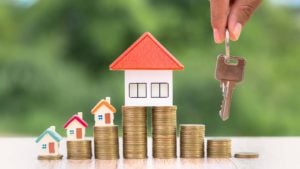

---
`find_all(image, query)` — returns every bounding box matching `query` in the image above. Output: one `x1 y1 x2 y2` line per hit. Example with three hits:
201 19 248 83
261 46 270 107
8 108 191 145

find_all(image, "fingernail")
213 28 222 44
232 23 242 41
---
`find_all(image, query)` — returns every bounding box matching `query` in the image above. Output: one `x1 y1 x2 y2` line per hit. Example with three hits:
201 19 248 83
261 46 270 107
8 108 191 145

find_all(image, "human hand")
210 0 261 43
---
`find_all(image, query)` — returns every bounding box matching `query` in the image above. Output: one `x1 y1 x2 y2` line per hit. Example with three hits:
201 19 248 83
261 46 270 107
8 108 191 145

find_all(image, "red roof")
110 32 184 70
63 115 88 129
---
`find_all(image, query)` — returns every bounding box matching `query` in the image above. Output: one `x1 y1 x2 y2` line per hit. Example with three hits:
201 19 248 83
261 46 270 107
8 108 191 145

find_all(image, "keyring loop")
225 30 230 60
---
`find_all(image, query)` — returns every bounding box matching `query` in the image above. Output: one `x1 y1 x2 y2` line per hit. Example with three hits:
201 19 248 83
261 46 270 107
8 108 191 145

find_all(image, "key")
216 55 245 121
215 30 246 121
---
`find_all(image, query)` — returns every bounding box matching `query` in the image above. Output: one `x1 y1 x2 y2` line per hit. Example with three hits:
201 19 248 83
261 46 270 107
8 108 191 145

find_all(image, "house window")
42 144 47 149
98 115 103 120
69 130 74 134
151 83 169 98
129 83 147 98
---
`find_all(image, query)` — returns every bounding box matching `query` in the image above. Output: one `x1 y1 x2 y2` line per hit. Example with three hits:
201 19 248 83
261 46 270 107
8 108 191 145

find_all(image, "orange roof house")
91 97 116 126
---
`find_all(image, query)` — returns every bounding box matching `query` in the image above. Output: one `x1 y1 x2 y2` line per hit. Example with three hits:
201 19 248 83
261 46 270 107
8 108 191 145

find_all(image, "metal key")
215 30 246 121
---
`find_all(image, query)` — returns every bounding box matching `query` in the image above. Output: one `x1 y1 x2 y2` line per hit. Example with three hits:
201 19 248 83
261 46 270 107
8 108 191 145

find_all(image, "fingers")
210 0 230 44
228 0 261 41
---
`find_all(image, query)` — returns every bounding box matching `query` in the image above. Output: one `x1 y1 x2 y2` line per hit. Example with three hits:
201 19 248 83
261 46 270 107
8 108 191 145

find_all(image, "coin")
122 106 147 159
207 139 231 158
38 154 63 160
67 140 92 160
152 106 177 159
94 125 119 160
234 152 259 158
180 124 205 158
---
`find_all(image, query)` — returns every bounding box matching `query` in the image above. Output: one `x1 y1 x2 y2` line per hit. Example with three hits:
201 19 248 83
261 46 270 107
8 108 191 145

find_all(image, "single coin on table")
234 152 259 158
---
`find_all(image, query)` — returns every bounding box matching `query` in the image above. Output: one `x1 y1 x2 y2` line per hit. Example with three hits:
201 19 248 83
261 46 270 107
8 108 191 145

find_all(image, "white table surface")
0 137 299 169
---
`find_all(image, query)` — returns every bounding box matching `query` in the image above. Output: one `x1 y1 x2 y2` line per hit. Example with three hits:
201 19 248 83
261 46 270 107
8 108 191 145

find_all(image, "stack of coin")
180 124 205 158
152 106 177 158
67 140 92 160
38 155 63 160
94 125 119 160
207 139 231 158
122 106 147 159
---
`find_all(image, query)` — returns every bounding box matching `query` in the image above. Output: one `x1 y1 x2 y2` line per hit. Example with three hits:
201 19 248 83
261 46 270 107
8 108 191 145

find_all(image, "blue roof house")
35 126 62 156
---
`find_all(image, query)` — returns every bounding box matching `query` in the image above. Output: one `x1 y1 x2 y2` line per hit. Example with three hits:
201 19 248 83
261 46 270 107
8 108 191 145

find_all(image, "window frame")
42 144 47 149
69 130 74 134
128 83 147 98
151 82 169 98
98 115 103 120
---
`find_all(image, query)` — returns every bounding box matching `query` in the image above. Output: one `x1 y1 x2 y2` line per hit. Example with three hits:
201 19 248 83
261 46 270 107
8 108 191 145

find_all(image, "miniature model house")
35 126 62 156
110 32 184 106
91 97 116 126
63 112 88 140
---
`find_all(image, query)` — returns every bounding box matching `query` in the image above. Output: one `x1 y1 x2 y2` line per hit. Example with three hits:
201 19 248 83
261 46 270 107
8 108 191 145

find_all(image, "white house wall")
37 134 59 156
94 106 114 126
125 70 173 106
65 120 86 140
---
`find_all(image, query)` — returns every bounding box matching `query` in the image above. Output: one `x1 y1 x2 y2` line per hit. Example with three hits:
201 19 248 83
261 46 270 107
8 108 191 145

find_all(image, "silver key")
215 30 246 121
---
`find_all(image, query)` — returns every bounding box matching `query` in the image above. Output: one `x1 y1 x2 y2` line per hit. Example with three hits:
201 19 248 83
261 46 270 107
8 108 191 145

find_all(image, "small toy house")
91 97 116 126
35 126 62 156
63 112 88 140
109 32 184 106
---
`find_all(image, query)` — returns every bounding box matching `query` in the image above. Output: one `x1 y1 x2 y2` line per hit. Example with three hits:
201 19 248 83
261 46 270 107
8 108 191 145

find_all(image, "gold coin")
38 155 63 160
234 152 259 158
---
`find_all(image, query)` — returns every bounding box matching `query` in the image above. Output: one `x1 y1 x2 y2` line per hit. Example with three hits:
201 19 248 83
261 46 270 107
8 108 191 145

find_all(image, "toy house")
91 97 116 126
35 126 62 156
63 112 88 140
109 32 184 106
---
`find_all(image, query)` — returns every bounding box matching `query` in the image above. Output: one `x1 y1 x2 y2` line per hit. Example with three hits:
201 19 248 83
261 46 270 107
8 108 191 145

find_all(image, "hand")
210 0 261 43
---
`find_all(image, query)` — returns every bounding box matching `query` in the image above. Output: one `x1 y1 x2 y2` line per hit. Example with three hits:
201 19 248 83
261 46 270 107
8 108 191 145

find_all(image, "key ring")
225 30 230 60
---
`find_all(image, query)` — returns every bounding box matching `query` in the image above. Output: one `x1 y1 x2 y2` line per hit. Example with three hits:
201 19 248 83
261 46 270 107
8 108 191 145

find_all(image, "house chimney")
105 97 111 104
49 126 55 131
77 112 83 119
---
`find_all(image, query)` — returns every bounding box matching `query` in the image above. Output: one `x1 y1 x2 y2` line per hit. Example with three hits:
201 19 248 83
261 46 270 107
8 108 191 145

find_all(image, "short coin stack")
67 140 92 160
122 106 147 159
94 125 119 160
207 139 231 158
152 106 177 158
38 155 63 160
180 124 205 158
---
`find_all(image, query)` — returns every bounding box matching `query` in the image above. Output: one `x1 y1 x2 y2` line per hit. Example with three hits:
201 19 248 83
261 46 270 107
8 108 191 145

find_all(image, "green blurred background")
0 0 299 136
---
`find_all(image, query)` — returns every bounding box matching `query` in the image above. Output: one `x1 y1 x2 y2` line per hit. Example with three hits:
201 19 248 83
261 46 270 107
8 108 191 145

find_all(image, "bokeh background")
0 0 299 136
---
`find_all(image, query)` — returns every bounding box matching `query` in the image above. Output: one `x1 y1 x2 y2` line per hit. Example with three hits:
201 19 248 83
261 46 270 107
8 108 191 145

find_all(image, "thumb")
228 0 261 41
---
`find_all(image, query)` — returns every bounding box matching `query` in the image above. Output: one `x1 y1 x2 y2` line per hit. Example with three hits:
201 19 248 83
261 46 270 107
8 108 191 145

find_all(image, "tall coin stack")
94 125 119 160
152 106 177 158
180 124 205 158
207 139 232 158
122 106 147 159
67 140 92 160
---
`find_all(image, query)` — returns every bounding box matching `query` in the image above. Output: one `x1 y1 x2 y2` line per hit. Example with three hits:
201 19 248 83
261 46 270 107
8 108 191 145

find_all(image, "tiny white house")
35 126 62 156
63 112 88 140
109 32 184 106
91 97 116 126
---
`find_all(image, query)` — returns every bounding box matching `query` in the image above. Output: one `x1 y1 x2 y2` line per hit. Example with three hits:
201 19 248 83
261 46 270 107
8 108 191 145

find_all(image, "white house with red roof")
63 112 88 140
91 97 116 126
110 32 184 106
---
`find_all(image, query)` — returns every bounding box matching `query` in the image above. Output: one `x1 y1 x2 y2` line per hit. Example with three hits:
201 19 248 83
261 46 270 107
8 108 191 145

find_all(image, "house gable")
109 32 184 70
91 100 116 115
63 115 88 129
35 128 62 143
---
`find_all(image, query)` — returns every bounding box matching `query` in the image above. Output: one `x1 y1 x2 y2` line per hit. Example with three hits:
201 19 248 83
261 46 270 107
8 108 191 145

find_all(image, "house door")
76 128 82 139
105 113 111 124
49 142 55 153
